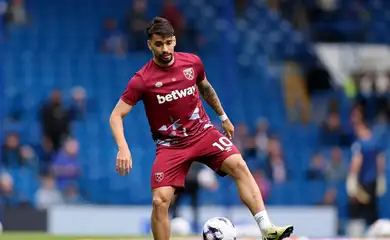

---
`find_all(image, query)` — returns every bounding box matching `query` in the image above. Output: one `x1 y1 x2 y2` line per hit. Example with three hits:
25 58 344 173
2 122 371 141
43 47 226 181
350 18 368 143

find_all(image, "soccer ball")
171 217 192 236
202 217 236 240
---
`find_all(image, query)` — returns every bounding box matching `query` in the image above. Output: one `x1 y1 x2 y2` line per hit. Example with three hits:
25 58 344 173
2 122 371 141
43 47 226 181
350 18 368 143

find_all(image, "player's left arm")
197 78 225 117
197 78 235 139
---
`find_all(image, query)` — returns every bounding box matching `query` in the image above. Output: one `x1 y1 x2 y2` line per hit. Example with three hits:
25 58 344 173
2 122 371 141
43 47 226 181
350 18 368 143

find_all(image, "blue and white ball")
202 217 237 240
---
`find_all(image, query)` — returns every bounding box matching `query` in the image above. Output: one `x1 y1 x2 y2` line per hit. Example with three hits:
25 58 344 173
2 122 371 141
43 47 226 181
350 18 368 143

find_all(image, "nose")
162 44 168 52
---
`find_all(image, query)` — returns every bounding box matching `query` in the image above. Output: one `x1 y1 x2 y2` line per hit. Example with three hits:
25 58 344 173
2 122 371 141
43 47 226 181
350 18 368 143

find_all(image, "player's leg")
151 186 176 240
220 154 265 215
197 128 293 239
220 154 293 239
150 147 192 240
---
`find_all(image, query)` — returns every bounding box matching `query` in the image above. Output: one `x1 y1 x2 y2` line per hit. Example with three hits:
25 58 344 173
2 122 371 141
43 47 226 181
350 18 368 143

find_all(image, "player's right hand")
116 147 132 176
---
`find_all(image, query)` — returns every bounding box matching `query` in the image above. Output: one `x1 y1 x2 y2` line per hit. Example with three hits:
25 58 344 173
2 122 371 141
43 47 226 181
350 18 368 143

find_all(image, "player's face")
148 35 176 65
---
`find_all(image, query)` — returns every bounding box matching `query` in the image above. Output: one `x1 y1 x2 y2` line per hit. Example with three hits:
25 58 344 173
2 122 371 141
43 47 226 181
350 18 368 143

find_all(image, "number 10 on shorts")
212 136 233 152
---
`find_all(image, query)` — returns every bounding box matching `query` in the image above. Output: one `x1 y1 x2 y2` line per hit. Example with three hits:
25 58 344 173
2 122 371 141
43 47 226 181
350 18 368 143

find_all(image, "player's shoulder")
136 59 155 78
175 52 202 64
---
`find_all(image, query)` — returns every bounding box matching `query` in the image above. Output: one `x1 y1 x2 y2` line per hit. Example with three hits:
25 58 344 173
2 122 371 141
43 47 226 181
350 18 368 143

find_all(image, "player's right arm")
109 100 133 176
109 73 144 176
110 100 133 149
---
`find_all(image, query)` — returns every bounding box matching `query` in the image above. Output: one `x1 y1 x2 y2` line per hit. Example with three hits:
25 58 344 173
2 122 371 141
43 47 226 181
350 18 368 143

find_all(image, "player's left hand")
222 119 234 140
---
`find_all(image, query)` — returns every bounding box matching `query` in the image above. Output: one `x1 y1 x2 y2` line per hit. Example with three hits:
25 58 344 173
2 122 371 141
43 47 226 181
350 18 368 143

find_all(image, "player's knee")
229 159 250 179
152 195 170 211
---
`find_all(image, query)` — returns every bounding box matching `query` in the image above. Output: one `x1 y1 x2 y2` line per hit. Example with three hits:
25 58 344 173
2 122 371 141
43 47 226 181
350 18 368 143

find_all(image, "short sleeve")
194 55 206 83
120 73 145 106
351 141 361 156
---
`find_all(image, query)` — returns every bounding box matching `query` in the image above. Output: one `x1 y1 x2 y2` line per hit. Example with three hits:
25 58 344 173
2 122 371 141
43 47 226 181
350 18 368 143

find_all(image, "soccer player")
347 121 387 233
109 17 294 240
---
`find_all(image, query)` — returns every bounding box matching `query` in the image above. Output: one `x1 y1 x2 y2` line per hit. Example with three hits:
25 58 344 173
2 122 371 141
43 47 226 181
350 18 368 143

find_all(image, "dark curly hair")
146 17 175 39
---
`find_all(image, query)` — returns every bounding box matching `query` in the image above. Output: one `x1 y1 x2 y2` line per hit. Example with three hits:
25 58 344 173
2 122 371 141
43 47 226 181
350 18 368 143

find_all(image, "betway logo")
157 85 196 104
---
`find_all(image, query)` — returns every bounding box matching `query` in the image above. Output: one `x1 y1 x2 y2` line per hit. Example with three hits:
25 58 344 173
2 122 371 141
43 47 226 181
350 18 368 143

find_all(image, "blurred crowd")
0 0 388 221
1 87 88 209
267 0 372 43
99 0 204 56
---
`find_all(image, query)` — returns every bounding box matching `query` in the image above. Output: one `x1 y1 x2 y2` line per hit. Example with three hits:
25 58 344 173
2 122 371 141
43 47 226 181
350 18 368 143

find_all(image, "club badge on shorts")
183 67 194 80
155 172 164 182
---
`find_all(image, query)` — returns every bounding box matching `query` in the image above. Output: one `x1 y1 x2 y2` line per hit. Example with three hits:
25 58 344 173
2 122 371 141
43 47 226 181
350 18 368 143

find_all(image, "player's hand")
376 174 387 197
222 119 234 140
116 147 132 176
346 174 358 197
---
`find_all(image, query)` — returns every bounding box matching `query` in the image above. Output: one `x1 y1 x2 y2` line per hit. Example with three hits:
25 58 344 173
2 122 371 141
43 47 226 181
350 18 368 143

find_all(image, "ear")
147 40 152 51
172 36 177 47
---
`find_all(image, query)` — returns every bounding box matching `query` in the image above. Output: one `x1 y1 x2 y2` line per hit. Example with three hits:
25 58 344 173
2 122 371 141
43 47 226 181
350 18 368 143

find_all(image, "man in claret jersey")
109 16 293 240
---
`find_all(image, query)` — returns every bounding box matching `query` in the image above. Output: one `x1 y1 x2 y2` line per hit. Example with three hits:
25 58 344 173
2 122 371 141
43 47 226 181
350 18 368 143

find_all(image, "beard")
157 52 173 64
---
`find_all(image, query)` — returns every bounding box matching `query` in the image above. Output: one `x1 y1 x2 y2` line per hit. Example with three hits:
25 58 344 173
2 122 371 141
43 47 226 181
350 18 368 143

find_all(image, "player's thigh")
196 128 241 176
151 147 192 190
219 153 251 179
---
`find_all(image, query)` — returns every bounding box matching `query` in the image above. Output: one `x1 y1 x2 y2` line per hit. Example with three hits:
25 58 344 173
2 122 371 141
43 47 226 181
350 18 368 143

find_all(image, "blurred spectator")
350 104 364 126
69 86 88 121
51 138 81 191
264 137 288 183
0 0 7 41
310 0 369 42
40 89 71 151
100 17 127 56
355 71 375 121
125 0 149 51
35 175 64 210
253 170 271 201
1 132 37 169
233 123 256 159
325 147 347 182
0 171 16 206
4 0 30 26
283 61 310 124
184 20 204 53
19 145 39 171
1 132 22 168
235 0 247 19
306 153 327 181
254 118 269 158
374 71 389 121
318 187 337 206
321 111 345 146
33 136 55 175
161 0 185 49
64 184 86 205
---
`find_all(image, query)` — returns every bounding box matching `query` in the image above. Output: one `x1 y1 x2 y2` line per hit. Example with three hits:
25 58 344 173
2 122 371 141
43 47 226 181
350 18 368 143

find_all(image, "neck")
153 56 175 67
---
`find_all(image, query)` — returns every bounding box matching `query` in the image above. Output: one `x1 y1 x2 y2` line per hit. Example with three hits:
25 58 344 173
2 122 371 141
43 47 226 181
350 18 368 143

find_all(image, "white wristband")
219 113 228 121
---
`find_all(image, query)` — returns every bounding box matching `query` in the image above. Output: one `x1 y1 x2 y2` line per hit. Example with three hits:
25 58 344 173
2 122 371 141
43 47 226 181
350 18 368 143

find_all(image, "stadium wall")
2 206 337 237
46 206 336 237
2 208 47 231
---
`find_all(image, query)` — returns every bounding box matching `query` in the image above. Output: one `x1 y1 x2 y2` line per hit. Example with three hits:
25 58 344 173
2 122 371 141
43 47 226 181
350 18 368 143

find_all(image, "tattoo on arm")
198 81 225 116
